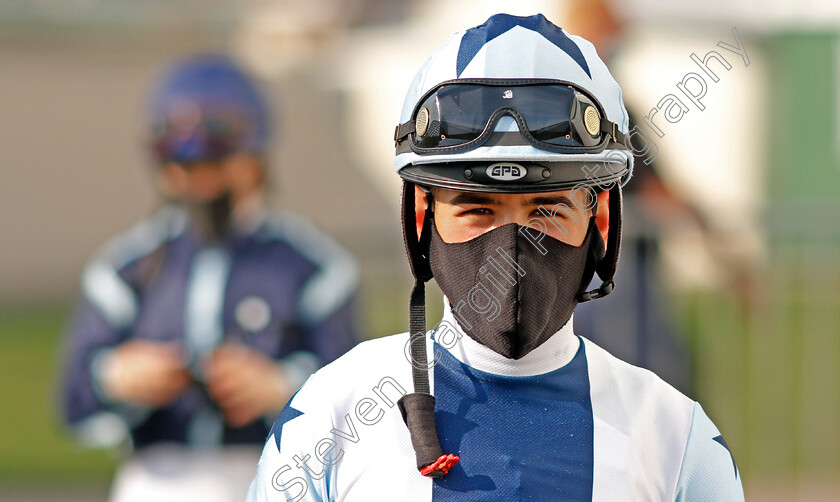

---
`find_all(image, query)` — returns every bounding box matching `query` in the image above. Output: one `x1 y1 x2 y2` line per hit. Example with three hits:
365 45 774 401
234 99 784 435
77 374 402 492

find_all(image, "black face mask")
186 191 234 241
429 219 600 359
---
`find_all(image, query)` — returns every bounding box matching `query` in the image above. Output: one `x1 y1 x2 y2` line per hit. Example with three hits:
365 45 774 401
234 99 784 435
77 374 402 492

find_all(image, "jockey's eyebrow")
448 193 501 206
524 195 576 209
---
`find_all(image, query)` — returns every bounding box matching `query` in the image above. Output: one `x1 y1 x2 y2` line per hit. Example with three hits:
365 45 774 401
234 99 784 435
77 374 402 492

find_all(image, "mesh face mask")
429 218 601 359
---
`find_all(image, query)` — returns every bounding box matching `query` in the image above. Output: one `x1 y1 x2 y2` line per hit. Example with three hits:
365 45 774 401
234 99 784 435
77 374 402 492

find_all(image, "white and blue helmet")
394 13 633 192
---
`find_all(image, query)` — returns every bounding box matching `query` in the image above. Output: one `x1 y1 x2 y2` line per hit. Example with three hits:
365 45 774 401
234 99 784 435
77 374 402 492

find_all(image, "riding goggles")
152 114 249 164
395 79 628 156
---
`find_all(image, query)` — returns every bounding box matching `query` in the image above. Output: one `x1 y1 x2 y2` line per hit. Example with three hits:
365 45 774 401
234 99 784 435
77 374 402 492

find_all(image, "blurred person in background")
567 0 699 392
58 54 361 502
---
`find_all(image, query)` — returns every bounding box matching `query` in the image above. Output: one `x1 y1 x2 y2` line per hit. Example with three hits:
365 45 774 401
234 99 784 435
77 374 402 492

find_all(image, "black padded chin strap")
578 184 622 303
401 181 433 282
397 181 458 478
399 280 450 475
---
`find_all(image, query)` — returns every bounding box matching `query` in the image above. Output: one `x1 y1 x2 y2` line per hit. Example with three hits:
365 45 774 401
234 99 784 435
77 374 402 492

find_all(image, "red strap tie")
420 453 460 476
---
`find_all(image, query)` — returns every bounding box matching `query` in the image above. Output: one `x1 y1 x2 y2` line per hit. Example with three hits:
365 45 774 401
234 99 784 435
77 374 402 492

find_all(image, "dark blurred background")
1 0 839 500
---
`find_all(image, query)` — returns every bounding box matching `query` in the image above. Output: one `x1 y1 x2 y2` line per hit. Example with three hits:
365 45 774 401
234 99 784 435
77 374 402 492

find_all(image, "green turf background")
0 306 118 484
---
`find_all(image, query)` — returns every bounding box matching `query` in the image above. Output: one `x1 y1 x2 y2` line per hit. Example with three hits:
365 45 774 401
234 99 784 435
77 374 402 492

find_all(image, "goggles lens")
153 115 245 164
410 82 605 150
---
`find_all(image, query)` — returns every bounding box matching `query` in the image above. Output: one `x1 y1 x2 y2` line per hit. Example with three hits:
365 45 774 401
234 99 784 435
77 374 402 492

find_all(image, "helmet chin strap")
577 183 622 303
577 279 615 302
397 181 459 478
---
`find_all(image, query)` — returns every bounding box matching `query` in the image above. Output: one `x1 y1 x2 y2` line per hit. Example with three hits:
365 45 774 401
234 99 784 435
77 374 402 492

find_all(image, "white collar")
434 297 580 377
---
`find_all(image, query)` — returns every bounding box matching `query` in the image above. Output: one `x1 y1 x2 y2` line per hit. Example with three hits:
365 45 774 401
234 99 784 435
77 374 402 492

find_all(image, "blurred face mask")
186 190 234 241
429 219 598 359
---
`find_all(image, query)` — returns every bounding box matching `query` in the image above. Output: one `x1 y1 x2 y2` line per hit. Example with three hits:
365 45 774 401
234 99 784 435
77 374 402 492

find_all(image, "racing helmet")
394 13 634 479
149 54 271 164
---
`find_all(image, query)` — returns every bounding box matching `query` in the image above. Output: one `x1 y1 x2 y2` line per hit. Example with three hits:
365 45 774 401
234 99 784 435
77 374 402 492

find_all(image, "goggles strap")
600 118 627 146
395 121 416 144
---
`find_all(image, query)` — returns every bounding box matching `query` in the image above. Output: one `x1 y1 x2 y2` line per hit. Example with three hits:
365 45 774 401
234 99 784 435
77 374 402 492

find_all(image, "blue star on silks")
456 13 591 78
271 402 304 452
713 435 738 478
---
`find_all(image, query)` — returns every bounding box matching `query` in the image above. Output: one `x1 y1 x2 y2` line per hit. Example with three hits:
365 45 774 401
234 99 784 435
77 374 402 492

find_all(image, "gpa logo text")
486 163 526 181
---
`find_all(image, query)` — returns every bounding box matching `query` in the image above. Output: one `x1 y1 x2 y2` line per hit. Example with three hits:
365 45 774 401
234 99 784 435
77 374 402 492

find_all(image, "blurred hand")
101 340 190 408
204 344 293 427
